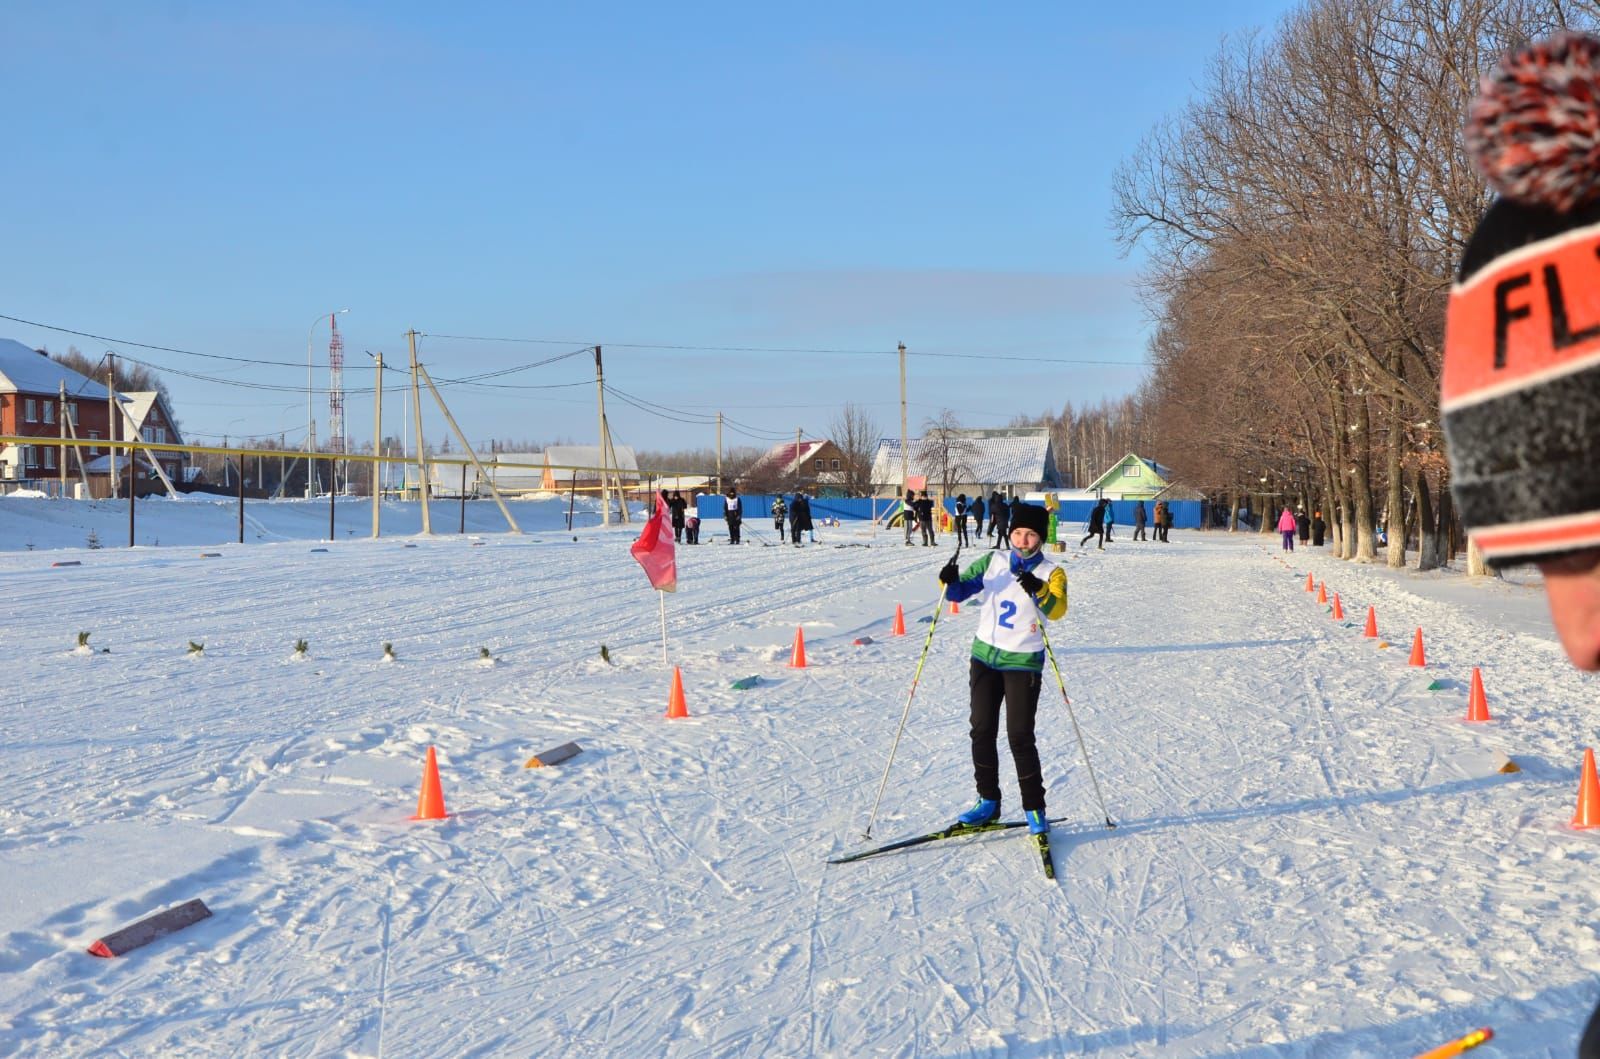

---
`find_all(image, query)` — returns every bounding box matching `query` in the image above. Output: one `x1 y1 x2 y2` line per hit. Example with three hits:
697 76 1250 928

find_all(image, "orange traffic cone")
1464 667 1492 722
1331 594 1345 620
1408 628 1427 667
412 746 448 820
1316 582 1328 604
1363 606 1378 638
789 627 807 668
893 603 906 636
666 666 689 718
1574 749 1600 828
1305 571 1315 592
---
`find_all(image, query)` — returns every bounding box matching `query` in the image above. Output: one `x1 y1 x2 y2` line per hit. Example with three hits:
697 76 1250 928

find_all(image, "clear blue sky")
1 1 1294 456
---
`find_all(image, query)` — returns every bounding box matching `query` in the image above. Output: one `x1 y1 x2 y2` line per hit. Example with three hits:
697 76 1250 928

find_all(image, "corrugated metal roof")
544 445 639 480
749 439 828 477
870 429 1058 487
0 339 113 399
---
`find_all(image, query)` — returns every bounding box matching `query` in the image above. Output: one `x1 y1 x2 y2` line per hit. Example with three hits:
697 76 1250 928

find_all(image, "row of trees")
1112 0 1592 568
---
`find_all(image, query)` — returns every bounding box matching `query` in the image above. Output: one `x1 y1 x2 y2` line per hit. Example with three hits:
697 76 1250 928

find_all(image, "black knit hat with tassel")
1445 31 1600 565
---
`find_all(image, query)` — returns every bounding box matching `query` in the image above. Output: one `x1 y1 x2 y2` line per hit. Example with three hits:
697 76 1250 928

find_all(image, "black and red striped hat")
1445 31 1600 566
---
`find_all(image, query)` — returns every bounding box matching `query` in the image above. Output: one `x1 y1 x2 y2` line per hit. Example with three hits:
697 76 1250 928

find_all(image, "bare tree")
917 410 979 499
828 402 880 496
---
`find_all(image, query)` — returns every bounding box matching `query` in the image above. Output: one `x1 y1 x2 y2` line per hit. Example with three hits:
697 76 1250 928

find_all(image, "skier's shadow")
1059 636 1317 656
1057 771 1523 849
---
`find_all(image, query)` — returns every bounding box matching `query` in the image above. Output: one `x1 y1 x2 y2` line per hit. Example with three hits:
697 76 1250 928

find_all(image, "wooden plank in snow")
87 898 212 958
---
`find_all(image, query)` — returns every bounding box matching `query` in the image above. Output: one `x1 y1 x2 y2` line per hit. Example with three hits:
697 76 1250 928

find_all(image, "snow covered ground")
3 496 1599 1056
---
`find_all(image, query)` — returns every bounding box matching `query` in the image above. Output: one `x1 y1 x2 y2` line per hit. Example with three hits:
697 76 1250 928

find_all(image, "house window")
65 403 78 427
87 430 99 456
43 447 55 470
1122 464 1139 477
23 398 38 423
143 426 166 444
815 459 824 470
43 402 55 425
830 458 840 470
21 445 35 468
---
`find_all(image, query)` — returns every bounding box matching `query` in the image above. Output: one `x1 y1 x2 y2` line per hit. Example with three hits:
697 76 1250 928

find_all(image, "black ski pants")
968 659 1046 811
955 515 969 546
1080 525 1104 549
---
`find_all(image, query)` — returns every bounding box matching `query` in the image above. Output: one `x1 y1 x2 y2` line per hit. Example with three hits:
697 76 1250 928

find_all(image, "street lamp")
306 308 349 497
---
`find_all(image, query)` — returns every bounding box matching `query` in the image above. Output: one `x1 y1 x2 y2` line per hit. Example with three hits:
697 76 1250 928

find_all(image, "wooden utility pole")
58 381 66 496
417 364 522 533
594 345 611 527
371 352 383 538
107 354 118 500
716 411 723 494
898 342 908 495
795 426 803 492
408 330 431 534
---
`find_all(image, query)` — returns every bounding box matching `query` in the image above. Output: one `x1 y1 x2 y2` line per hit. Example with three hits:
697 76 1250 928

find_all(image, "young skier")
771 495 787 536
1079 497 1109 550
1440 35 1600 1053
938 502 1069 836
1276 506 1297 551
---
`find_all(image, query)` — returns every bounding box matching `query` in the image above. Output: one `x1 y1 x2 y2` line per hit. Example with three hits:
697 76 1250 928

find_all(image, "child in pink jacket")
1277 507 1297 551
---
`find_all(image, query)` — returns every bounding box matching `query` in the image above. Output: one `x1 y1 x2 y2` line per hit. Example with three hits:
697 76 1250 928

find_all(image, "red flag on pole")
630 495 678 592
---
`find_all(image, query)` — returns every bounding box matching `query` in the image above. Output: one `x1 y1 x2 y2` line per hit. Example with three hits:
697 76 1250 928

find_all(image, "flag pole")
658 590 669 667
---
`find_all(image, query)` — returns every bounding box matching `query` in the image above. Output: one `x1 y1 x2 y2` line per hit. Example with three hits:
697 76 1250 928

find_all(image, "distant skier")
938 502 1068 837
915 491 937 546
1133 500 1147 541
902 488 918 546
1103 503 1115 543
791 493 812 545
771 495 787 536
1296 508 1310 545
1311 510 1326 547
989 493 1009 549
1079 497 1109 550
1277 506 1297 551
971 494 986 539
725 487 742 544
687 492 703 544
669 490 687 543
954 493 970 546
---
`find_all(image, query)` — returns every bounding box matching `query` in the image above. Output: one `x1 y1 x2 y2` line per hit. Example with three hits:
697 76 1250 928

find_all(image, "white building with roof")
869 426 1061 498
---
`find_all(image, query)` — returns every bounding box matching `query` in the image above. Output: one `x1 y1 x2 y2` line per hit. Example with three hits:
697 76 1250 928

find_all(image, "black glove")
938 560 960 585
1015 569 1044 595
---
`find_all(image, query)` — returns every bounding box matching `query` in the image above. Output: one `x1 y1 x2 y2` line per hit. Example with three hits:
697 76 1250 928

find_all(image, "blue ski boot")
958 797 1001 827
1026 809 1050 835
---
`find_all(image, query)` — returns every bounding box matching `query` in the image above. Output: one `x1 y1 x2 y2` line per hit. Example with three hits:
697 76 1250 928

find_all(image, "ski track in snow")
5 505 1600 1055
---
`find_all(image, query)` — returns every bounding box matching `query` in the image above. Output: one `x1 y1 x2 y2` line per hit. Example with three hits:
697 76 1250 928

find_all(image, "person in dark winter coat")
1311 510 1326 547
1160 501 1173 542
1296 509 1310 544
669 490 687 542
939 501 1068 836
1134 500 1148 541
914 491 937 546
790 493 813 545
724 487 742 544
954 494 970 546
1438 38 1600 1053
989 493 1009 549
971 494 986 538
1079 498 1109 549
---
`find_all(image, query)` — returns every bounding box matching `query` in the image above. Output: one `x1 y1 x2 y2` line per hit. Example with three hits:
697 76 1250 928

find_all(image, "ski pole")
1413 1027 1492 1059
862 545 961 839
1039 620 1115 830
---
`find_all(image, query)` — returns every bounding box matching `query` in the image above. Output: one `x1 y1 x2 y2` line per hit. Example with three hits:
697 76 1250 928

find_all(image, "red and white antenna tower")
327 315 345 454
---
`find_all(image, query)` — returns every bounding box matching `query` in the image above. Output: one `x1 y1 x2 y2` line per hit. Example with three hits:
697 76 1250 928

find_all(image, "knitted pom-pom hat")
1445 31 1600 566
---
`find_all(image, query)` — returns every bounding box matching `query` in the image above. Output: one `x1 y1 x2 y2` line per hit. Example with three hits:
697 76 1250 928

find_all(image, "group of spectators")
658 487 820 546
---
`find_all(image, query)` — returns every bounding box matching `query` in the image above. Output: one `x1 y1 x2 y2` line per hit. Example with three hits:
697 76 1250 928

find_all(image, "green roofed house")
1085 453 1174 500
